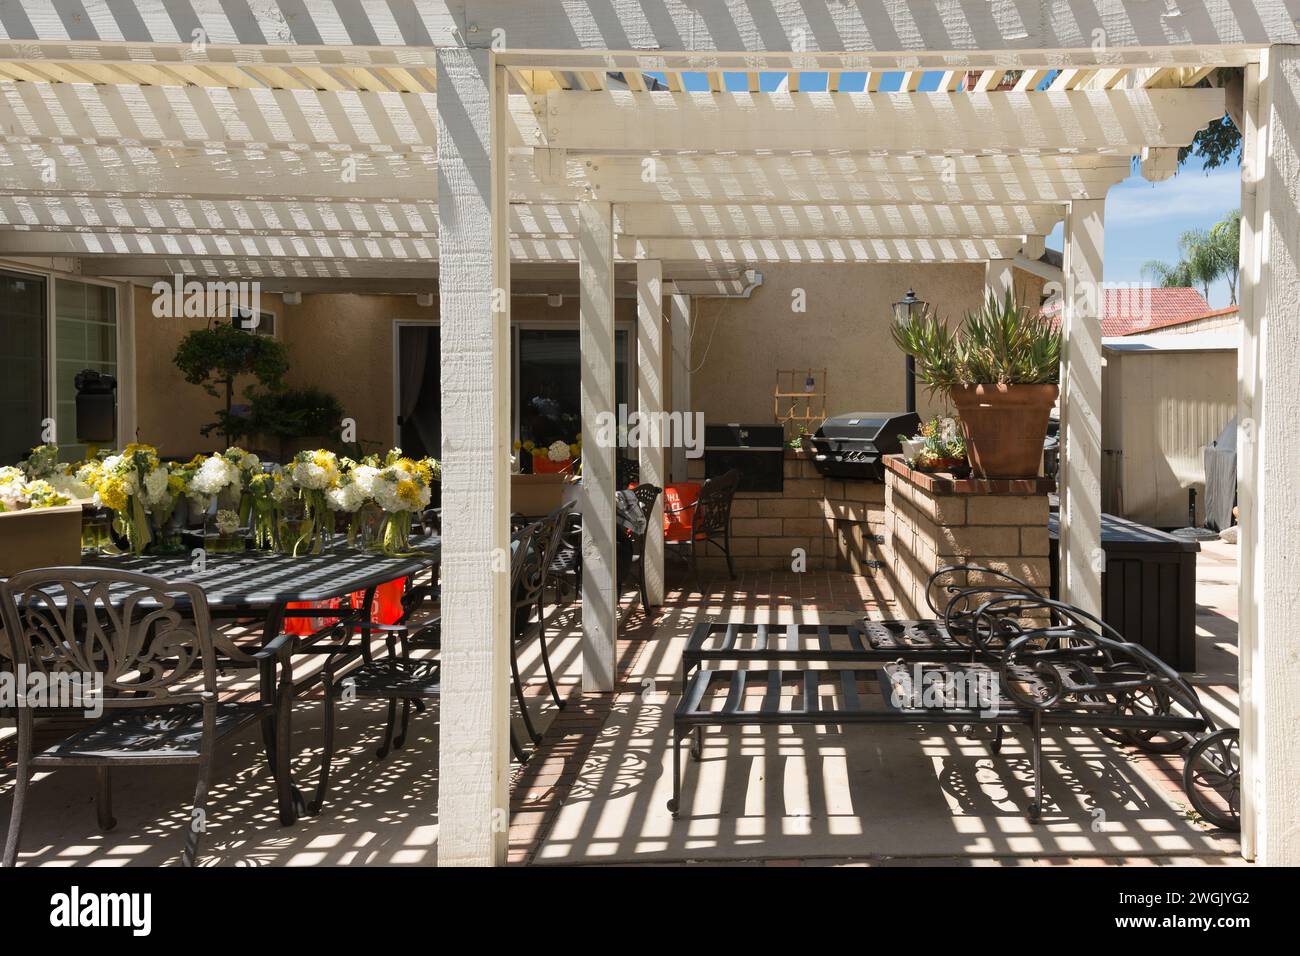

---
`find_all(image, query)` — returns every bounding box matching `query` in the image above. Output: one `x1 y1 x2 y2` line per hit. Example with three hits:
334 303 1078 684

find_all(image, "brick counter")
883 455 1053 618
686 449 885 573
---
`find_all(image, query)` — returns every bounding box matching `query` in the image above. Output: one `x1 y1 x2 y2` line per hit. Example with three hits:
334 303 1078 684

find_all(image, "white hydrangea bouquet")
186 449 243 511
276 449 341 555
0 464 72 512
367 450 436 556
327 458 381 548
89 444 173 554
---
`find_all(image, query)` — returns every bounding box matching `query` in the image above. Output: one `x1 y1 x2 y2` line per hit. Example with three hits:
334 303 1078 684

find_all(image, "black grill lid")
815 412 918 442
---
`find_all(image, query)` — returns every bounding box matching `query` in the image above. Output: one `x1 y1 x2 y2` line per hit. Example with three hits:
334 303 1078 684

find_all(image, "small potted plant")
891 290 1060 478
901 416 968 475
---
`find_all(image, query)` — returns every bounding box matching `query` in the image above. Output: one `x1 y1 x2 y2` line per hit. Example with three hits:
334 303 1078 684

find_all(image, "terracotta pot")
949 384 1058 478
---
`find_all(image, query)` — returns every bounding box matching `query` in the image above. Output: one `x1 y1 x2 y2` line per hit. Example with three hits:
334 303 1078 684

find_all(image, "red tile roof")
1041 287 1212 336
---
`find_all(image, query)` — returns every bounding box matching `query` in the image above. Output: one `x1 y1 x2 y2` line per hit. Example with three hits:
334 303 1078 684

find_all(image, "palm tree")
1142 208 1241 304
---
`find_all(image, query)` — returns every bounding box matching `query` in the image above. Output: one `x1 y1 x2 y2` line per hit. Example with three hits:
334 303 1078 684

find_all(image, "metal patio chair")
309 524 542 815
664 469 740 579
0 567 292 867
625 483 663 609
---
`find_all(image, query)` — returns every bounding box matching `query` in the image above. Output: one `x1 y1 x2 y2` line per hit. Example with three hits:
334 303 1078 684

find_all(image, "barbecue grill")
810 411 921 481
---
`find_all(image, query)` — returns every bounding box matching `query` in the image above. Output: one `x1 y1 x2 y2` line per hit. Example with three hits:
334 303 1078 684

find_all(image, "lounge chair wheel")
291 786 308 818
989 738 1002 755
1027 802 1041 823
667 798 679 817
1183 728 1240 832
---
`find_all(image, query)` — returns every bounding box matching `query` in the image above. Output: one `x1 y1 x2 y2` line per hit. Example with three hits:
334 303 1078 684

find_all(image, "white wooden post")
986 258 1016 301
1058 199 1104 617
434 49 512 867
579 200 617 692
1236 59 1264 863
636 258 666 606
669 291 692 483
1239 47 1300 866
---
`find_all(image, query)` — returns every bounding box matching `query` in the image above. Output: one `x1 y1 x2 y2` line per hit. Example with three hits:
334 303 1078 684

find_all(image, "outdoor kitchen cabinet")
1048 512 1201 671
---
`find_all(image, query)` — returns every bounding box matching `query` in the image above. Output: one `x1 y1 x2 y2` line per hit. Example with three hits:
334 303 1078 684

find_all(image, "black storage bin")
1049 512 1200 671
703 423 784 492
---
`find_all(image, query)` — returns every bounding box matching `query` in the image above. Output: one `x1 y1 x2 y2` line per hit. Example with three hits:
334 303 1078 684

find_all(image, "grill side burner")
810 411 921 481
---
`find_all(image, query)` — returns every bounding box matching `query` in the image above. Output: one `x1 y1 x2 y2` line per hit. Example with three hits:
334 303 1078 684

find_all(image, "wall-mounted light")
547 293 563 308
282 291 302 305
417 292 435 307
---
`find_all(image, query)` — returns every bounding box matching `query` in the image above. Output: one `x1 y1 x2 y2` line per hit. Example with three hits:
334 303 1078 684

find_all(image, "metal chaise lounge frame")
669 565 1239 829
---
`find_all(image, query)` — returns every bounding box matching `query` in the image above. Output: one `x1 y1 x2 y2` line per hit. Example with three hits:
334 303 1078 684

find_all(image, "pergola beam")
0 195 1063 242
618 236 1025 263
0 144 1132 205
0 2 1295 66
543 90 1225 153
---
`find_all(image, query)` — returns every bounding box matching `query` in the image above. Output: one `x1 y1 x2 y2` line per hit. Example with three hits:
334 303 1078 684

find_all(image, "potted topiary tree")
891 290 1061 478
174 321 290 447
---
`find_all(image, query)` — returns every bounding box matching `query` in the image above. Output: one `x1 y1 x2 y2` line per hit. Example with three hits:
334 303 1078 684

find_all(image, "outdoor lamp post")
892 288 926 414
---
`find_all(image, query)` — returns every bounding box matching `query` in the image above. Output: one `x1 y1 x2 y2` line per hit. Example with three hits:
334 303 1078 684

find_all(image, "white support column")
985 258 1016 302
1058 199 1104 618
434 50 512 866
669 291 692 483
1236 58 1263 864
636 258 666 607
579 200 617 692
1239 47 1300 866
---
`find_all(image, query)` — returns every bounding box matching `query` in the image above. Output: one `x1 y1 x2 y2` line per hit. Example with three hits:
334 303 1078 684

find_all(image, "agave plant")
890 290 1061 393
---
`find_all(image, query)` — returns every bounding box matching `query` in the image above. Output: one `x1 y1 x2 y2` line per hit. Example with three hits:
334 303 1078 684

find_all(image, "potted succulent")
891 290 1060 478
901 416 969 475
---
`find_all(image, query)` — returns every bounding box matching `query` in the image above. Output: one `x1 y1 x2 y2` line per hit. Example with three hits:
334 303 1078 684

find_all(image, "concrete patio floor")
0 545 1243 866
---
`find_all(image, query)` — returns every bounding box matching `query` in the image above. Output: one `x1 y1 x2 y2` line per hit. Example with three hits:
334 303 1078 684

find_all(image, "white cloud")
1106 166 1241 226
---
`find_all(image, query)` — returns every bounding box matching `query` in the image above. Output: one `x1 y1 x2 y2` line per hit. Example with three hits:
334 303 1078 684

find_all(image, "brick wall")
686 450 885 572
884 455 1053 618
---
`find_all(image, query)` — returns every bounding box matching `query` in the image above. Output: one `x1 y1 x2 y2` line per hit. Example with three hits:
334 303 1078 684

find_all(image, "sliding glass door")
396 323 441 459
0 270 47 464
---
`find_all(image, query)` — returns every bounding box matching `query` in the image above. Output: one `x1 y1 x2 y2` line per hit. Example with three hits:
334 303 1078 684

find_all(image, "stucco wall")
132 285 286 458
131 264 1043 459
689 262 1045 428
133 284 637 458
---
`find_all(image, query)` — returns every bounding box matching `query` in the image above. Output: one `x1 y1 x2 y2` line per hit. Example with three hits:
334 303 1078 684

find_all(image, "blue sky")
1048 153 1242 308
647 70 1242 308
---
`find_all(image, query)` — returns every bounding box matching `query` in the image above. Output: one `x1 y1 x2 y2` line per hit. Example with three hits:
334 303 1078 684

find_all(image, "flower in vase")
189 454 241 498
547 440 571 462
289 450 339 491
326 476 367 513
372 468 430 514
214 509 241 536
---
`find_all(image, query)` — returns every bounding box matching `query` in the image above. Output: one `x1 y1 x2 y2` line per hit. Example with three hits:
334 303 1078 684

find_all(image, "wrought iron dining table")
77 535 442 823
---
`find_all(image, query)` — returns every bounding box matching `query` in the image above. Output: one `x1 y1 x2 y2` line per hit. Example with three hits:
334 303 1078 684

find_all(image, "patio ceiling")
0 59 1222 285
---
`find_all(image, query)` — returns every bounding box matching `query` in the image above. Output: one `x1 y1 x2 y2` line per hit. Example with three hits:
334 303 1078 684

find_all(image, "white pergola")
0 1 1296 867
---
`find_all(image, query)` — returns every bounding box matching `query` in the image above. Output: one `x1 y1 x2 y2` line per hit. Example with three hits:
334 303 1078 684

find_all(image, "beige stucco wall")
132 285 286 458
689 262 1045 427
133 283 636 459
130 263 1043 459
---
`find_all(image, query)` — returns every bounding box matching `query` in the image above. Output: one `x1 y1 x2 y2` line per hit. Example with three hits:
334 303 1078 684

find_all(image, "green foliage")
173 322 290 442
890 291 1061 392
1143 208 1241 304
1181 114 1241 171
240 387 344 446
174 322 289 398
